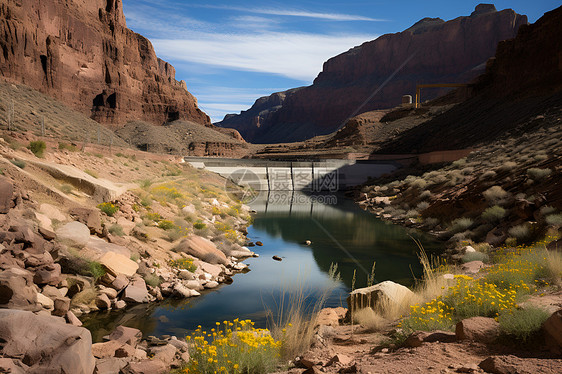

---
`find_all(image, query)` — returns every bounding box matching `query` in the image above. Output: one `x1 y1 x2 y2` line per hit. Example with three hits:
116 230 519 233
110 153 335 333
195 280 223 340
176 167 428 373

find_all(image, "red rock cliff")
218 4 527 143
0 0 210 126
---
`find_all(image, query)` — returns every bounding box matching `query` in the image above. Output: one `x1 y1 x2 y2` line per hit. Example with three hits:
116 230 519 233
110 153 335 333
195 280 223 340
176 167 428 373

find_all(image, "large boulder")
56 221 91 247
176 236 228 265
69 207 103 234
0 176 14 213
0 309 95 374
456 317 500 343
122 277 150 303
106 326 142 347
33 263 62 286
544 308 562 354
346 280 414 314
0 267 39 310
99 251 138 277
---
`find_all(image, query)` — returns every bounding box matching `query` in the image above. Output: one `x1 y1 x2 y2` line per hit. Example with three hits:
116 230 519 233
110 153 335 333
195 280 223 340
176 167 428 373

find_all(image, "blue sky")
122 1 560 123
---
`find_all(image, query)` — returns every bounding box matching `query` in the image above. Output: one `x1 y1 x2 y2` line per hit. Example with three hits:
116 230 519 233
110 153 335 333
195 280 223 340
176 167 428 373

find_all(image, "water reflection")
82 192 442 342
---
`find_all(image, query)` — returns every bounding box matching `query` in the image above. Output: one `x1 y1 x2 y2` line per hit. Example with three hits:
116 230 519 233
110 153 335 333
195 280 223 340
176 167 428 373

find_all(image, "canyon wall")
0 0 210 126
217 4 527 143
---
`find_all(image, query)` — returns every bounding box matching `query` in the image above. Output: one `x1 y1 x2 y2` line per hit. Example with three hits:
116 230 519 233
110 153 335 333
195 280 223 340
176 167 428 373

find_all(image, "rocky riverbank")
0 131 256 373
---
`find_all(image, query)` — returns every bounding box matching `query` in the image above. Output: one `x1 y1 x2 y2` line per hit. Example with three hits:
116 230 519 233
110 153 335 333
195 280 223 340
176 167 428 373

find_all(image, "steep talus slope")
376 5 562 154
218 4 527 143
0 0 210 126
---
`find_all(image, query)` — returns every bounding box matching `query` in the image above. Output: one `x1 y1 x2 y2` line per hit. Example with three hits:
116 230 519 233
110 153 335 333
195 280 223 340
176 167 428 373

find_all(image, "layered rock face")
0 0 210 126
218 4 527 143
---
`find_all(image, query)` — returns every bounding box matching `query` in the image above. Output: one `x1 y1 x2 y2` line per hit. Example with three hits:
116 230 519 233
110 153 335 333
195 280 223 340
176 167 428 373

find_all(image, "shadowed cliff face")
0 0 210 127
374 5 562 155
217 4 527 144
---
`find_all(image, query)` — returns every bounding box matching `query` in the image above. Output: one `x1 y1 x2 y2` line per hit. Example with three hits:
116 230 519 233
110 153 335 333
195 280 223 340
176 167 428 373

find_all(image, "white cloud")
193 5 386 22
152 32 374 81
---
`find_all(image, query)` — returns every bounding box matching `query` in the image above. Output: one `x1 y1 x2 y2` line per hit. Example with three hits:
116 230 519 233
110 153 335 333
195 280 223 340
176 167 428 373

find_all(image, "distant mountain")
216 4 527 143
0 0 210 127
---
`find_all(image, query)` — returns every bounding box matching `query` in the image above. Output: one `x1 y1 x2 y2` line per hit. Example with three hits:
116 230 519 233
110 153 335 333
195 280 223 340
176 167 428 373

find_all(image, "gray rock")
56 221 91 247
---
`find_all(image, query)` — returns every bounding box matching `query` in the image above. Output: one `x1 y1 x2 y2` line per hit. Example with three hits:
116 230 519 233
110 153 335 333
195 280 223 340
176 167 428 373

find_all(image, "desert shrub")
540 206 557 216
508 224 531 242
416 201 430 211
481 205 506 223
130 253 140 262
411 178 427 190
93 153 104 158
498 161 517 172
193 220 206 230
85 169 99 178
498 307 550 342
546 214 562 227
483 186 510 205
28 140 46 157
480 170 497 180
534 154 548 161
184 320 281 374
423 217 440 228
88 261 106 280
462 251 490 263
461 167 474 175
419 190 432 200
452 158 467 167
140 194 152 207
157 220 176 230
97 202 119 216
166 227 187 242
144 274 162 288
58 142 77 152
10 159 25 169
144 212 162 222
449 218 474 234
108 224 124 236
59 184 73 194
527 168 552 181
139 179 153 189
406 209 419 218
446 170 465 186
169 258 196 272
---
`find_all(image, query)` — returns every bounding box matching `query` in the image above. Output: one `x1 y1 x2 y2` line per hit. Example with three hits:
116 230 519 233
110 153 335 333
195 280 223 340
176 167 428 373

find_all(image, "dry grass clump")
481 205 506 223
483 186 511 206
526 168 552 181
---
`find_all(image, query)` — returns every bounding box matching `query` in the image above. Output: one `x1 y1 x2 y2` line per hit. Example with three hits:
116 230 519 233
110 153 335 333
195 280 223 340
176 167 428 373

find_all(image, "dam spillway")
183 157 399 191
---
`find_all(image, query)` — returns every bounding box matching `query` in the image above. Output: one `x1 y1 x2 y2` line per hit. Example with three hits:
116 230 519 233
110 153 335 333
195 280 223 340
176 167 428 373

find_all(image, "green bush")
498 307 550 342
10 159 25 169
169 258 197 272
28 141 46 157
449 218 474 234
157 220 176 230
462 251 490 263
85 169 98 178
144 274 162 288
59 184 73 194
483 186 510 205
108 224 125 236
508 224 531 241
527 168 552 181
58 142 77 152
193 221 206 230
481 205 506 223
545 214 562 227
88 261 106 280
97 202 119 216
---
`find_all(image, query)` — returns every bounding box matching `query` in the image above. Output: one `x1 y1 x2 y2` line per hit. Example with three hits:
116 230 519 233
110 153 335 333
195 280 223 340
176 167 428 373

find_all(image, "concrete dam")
183 157 399 191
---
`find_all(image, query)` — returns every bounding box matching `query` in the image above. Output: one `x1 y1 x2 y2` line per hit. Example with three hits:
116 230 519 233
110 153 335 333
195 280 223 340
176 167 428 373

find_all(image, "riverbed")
82 192 442 342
